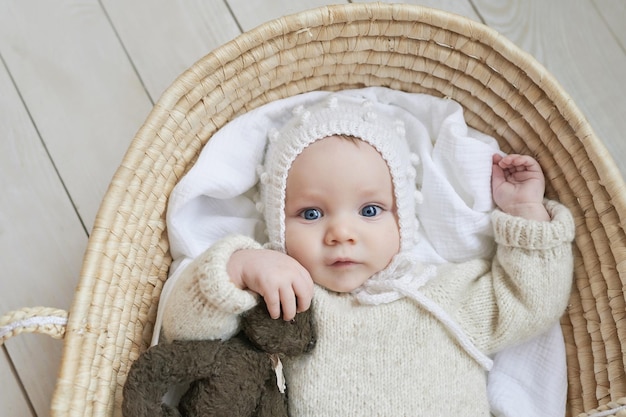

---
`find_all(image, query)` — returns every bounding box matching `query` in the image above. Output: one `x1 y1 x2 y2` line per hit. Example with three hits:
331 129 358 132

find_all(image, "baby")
162 95 575 416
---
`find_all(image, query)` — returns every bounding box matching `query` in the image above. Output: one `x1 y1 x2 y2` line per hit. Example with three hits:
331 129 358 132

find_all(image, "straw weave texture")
47 3 626 417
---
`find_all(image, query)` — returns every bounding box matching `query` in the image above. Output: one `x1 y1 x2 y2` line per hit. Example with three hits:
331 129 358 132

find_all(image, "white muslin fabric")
153 87 566 417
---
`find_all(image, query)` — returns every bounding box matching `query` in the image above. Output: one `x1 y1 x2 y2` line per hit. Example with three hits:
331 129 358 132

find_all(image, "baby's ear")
241 301 316 355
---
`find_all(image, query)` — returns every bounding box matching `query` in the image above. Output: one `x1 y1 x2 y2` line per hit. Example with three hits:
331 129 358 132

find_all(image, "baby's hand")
491 154 550 221
227 249 314 321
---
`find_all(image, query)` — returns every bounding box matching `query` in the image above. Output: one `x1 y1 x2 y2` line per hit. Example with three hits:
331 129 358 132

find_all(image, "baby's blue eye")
361 205 381 217
301 208 322 220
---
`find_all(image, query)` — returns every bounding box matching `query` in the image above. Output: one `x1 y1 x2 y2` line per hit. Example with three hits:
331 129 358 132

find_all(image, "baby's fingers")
498 154 539 171
264 280 312 321
279 278 313 321
293 274 314 313
263 291 283 320
278 286 298 321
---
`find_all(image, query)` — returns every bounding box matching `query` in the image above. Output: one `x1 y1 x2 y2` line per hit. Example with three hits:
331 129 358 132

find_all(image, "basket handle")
0 307 68 346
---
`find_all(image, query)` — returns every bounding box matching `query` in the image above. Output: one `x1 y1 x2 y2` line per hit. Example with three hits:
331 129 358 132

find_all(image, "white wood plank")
0 0 154 231
472 0 626 177
0 1 151 414
593 0 626 50
0 53 86 416
102 0 242 101
226 0 349 32
0 348 34 417
4 337 64 417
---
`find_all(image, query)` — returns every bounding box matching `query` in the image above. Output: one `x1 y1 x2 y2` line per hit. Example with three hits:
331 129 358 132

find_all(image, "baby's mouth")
330 258 358 267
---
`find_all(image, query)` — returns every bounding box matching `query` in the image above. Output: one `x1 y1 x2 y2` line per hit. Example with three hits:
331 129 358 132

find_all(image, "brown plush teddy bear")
122 301 316 417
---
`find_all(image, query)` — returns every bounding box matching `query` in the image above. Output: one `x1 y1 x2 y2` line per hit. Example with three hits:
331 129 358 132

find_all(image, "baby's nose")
324 216 356 244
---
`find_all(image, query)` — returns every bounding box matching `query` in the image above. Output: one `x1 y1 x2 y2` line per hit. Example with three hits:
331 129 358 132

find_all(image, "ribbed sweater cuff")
491 199 575 250
194 234 262 313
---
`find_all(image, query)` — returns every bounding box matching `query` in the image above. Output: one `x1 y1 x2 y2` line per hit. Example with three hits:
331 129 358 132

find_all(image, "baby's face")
284 135 400 293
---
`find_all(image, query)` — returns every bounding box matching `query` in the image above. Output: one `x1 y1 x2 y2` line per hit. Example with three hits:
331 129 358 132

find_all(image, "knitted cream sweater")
162 201 575 416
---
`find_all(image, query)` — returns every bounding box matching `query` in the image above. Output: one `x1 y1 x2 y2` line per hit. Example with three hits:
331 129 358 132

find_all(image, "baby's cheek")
284 235 307 265
289 249 315 272
284 222 299 253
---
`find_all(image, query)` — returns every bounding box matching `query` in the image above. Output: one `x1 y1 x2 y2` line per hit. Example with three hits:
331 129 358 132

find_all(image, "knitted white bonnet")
256 93 422 256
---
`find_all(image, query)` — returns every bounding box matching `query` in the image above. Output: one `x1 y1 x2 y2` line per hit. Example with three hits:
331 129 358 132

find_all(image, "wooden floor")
1 0 624 415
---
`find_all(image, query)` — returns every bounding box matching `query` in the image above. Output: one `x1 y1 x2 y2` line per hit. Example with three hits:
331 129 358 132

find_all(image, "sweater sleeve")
161 234 262 342
430 199 576 353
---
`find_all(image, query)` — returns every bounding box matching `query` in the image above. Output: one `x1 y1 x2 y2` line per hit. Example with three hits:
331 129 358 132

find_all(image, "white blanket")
153 87 566 417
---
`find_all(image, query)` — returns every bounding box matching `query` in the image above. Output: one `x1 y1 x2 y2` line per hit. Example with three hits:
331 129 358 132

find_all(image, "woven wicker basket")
2 3 625 416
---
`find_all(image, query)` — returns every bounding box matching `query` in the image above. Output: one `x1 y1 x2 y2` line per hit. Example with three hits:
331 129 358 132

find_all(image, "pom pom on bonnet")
256 94 423 257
